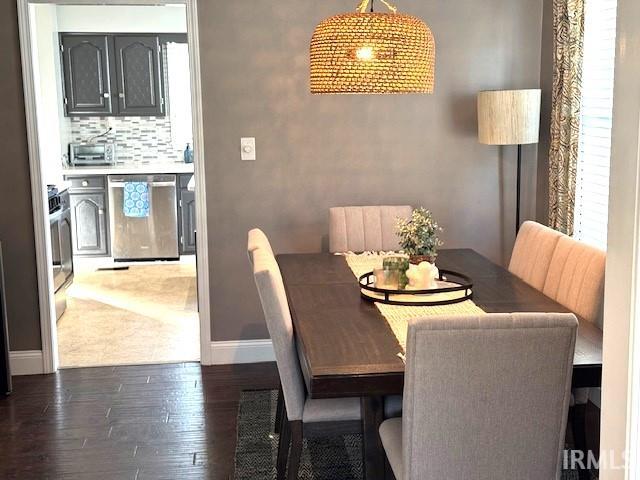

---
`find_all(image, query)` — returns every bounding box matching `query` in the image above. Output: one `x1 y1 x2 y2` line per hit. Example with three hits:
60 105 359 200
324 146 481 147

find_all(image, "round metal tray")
358 269 473 306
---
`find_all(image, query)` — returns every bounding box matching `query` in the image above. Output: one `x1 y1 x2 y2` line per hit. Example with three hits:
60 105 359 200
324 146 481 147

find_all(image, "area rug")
234 390 595 479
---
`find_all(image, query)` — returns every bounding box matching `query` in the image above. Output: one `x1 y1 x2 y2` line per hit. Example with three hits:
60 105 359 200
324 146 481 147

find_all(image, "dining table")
277 248 603 480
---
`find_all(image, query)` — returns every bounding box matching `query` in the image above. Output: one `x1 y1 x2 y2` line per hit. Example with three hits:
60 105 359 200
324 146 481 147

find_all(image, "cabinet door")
61 35 114 116
179 189 196 254
70 193 109 256
114 35 164 116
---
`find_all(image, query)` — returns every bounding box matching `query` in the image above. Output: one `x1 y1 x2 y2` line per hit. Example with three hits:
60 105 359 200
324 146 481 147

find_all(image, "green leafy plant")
396 207 443 259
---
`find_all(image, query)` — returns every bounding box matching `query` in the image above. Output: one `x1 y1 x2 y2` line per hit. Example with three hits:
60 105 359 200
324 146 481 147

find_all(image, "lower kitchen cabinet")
69 192 109 256
66 172 194 257
179 185 196 255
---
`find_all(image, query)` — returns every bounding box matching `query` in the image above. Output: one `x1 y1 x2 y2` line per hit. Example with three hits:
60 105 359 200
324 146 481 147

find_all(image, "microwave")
68 142 116 166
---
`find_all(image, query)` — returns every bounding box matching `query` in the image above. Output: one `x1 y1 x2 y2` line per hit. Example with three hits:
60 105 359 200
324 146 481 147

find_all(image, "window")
573 0 618 250
166 42 193 150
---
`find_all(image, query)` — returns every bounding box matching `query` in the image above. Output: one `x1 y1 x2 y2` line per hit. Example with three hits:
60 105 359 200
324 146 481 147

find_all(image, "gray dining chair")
542 235 606 454
329 205 412 253
508 220 565 290
247 227 275 264
327 207 406 417
379 312 577 480
543 235 606 328
249 237 362 480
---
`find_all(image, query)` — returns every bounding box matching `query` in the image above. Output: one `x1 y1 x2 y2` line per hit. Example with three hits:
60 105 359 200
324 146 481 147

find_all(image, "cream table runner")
343 253 485 352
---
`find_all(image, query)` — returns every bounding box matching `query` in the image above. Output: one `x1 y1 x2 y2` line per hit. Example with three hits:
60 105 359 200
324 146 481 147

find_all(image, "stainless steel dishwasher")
108 175 179 261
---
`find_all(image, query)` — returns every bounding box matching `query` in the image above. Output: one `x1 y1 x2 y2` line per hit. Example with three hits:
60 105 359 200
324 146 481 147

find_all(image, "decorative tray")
358 269 473 306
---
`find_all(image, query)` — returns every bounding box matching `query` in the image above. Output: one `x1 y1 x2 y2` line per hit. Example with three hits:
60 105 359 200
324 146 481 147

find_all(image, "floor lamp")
478 89 541 235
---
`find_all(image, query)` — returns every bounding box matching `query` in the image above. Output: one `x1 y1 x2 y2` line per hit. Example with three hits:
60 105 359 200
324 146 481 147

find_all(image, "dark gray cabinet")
114 35 164 116
68 178 109 256
61 35 114 116
179 189 196 254
178 174 196 255
66 173 193 257
61 33 164 117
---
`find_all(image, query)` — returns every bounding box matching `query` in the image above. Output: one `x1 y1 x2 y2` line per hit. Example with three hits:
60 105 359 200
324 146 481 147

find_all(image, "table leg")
361 395 385 480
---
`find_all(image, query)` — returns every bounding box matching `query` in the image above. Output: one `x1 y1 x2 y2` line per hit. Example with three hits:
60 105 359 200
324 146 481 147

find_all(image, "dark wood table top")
277 249 603 398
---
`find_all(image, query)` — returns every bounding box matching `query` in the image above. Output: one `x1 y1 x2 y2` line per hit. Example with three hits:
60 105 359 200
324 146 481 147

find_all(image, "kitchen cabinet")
60 35 114 116
178 174 196 255
60 33 164 117
65 172 194 257
68 177 109 256
113 35 164 116
179 190 196 255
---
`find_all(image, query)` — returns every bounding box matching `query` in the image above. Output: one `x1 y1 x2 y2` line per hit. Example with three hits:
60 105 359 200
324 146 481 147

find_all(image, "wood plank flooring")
0 362 279 479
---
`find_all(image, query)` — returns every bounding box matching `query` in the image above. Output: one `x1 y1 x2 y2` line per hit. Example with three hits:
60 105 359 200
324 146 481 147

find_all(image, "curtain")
548 0 585 235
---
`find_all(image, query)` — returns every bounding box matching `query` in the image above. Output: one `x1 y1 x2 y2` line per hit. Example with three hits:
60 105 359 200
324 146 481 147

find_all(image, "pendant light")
310 0 435 94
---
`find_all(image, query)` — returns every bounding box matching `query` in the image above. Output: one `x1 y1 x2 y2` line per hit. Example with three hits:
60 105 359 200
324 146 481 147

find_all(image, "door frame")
16 0 212 372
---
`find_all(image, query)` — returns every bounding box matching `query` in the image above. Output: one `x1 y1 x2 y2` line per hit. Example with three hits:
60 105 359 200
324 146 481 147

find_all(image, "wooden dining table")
277 248 603 480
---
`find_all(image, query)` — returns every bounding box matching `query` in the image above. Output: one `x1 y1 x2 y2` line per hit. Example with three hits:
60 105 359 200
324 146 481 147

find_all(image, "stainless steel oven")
49 188 74 320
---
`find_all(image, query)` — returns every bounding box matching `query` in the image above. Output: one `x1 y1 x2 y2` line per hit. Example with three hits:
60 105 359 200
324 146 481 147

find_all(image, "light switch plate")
240 137 256 161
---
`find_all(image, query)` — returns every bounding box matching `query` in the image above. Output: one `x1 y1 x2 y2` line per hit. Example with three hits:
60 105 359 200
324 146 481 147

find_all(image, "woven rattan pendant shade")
310 11 435 94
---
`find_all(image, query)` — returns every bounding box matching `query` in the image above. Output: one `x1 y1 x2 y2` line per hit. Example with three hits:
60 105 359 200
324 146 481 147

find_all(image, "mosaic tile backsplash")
69 116 185 164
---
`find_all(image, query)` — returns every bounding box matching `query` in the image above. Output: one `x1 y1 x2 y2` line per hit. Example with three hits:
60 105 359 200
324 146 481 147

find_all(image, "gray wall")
1 0 546 350
198 0 544 341
537 0 553 223
0 1 42 351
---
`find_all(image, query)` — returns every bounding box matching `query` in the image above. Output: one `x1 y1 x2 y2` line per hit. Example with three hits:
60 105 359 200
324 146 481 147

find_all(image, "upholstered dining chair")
249 239 362 480
329 205 412 253
379 313 577 480
543 235 606 455
543 235 606 328
327 208 407 417
247 227 275 264
508 220 565 290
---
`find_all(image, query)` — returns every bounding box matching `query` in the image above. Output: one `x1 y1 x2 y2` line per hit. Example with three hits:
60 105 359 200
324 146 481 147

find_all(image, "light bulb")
355 46 375 61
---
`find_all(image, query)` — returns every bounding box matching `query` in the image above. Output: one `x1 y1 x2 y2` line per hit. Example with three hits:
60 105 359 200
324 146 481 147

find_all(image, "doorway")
17 0 211 371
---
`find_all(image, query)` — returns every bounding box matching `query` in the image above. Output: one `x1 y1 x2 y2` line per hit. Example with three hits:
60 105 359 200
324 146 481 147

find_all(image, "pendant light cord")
356 0 397 13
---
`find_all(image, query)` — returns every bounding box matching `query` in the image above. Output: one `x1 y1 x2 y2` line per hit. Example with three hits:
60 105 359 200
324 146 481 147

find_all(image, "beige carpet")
57 262 199 368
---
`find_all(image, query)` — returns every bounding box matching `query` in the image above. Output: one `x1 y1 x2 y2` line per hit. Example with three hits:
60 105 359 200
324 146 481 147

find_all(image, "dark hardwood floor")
0 362 280 479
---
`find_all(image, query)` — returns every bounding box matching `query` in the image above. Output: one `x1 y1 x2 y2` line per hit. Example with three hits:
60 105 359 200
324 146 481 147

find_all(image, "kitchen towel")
123 182 150 218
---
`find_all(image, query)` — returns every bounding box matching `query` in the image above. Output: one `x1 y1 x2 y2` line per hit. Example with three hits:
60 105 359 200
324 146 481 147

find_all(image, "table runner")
344 254 485 351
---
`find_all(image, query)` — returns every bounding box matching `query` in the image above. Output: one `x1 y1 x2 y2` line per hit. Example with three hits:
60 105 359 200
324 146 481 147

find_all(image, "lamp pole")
516 144 522 235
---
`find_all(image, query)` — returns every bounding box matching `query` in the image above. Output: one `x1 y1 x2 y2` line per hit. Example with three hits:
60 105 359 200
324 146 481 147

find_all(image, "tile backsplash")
69 116 185 164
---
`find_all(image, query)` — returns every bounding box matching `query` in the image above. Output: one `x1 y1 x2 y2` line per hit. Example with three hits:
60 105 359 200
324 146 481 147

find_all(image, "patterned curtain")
548 0 585 235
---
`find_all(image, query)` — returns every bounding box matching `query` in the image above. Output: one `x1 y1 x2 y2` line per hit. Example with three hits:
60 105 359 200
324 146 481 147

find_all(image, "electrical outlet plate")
240 137 256 161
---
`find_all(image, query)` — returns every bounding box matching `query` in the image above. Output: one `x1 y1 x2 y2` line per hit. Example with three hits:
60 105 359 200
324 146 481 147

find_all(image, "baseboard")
210 339 275 365
9 350 44 375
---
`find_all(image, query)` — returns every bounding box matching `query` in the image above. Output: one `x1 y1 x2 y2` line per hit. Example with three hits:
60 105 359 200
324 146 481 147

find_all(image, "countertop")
62 162 194 176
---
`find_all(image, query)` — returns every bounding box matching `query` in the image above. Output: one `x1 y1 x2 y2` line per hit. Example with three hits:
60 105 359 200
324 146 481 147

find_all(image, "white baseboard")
9 350 44 375
210 339 275 365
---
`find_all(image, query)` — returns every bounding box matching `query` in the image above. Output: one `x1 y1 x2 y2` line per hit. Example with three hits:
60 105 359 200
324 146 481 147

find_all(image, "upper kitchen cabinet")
113 35 164 116
60 34 165 117
61 35 114 116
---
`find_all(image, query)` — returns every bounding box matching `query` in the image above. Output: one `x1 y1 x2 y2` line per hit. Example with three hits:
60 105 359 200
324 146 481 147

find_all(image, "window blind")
573 0 618 250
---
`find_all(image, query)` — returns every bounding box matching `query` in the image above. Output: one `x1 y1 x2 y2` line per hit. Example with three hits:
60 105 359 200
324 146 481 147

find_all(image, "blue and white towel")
123 182 150 218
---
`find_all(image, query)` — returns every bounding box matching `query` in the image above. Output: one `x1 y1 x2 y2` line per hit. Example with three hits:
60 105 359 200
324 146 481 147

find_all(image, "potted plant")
396 207 443 264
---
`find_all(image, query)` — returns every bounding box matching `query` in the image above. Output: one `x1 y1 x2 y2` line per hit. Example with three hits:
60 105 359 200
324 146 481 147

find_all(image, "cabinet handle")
81 180 89 187
103 92 110 98
98 209 105 214
119 93 125 99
